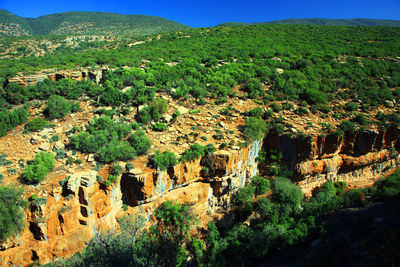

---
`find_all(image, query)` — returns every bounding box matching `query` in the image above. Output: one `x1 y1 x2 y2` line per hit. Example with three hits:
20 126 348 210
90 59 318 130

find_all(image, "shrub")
24 117 48 133
272 177 303 215
375 171 400 198
0 107 29 137
295 107 309 115
251 176 271 195
334 181 347 196
23 152 55 183
152 151 177 171
243 117 268 140
152 122 168 131
246 107 264 118
232 185 255 218
338 120 356 134
0 185 27 241
126 162 134 171
97 141 136 163
270 102 282 113
343 189 364 206
352 114 368 125
129 130 152 155
243 78 265 98
345 102 359 111
181 143 215 162
44 95 71 119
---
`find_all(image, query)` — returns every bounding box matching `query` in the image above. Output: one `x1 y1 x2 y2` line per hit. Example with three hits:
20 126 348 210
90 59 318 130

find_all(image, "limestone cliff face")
0 140 262 266
263 127 400 196
1 125 399 266
7 68 106 87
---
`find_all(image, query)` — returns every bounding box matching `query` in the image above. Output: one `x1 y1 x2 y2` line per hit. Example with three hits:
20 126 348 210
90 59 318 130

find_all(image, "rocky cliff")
0 140 262 266
1 124 399 265
263 127 400 196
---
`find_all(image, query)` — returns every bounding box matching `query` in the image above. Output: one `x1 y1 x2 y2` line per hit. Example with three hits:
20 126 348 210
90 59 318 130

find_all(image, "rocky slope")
1 67 400 266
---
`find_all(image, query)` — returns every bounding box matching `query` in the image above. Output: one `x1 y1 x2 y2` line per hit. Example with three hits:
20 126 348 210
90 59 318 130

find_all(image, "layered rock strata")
0 140 262 266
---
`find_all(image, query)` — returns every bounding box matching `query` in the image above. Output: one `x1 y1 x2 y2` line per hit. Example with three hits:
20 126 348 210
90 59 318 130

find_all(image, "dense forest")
0 22 400 266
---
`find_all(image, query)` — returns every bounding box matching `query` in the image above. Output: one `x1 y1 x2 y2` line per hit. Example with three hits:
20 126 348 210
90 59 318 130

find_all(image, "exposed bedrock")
262 127 400 196
1 126 400 266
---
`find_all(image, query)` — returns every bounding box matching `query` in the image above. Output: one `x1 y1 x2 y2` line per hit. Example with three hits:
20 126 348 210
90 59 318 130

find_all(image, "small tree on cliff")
0 185 27 241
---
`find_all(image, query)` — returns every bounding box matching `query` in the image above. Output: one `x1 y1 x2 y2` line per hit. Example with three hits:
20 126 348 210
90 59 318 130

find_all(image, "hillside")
0 24 400 266
217 18 400 27
0 10 190 36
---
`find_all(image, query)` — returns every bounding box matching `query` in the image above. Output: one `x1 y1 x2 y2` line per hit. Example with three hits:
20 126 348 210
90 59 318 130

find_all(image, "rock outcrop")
0 140 262 266
262 127 400 196
7 67 107 87
1 124 400 266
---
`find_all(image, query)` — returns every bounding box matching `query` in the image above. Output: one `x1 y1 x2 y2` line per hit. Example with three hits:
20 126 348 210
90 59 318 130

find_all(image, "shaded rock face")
0 140 262 266
262 127 400 196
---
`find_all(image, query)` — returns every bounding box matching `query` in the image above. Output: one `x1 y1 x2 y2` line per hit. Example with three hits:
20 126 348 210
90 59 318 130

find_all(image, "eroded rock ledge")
1 125 400 266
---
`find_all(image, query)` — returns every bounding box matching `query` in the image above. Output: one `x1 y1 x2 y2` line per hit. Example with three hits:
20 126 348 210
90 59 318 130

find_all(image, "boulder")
38 142 50 151
86 154 95 162
177 106 189 115
54 141 65 150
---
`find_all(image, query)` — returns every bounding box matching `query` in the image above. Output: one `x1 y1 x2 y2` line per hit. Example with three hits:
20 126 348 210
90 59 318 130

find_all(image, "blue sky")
1 0 400 27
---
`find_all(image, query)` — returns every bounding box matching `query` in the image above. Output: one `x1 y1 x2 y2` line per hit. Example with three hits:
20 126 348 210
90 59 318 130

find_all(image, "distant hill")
0 10 190 36
217 18 400 27
217 22 251 27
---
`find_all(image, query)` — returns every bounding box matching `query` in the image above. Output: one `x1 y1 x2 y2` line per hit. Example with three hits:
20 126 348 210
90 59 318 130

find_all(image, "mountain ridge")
0 9 190 36
217 18 400 27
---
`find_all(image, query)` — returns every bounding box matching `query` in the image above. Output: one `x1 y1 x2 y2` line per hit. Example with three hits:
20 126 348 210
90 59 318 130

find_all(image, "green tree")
243 117 268 140
0 185 27 241
129 130 152 155
23 152 55 183
152 150 177 171
24 117 48 133
44 95 71 119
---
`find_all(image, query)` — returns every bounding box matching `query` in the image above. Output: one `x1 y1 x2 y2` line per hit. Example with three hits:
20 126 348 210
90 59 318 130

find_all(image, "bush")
334 181 347 196
0 185 27 241
243 78 265 98
0 107 29 137
24 117 48 133
272 177 303 215
338 120 356 134
352 114 368 125
126 162 134 171
243 117 268 141
270 102 282 113
345 102 359 111
129 130 152 155
137 97 168 123
44 95 71 119
152 151 177 171
97 141 136 163
152 122 168 131
251 176 271 195
245 107 264 118
23 152 55 183
375 171 400 198
232 185 255 218
181 143 216 162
